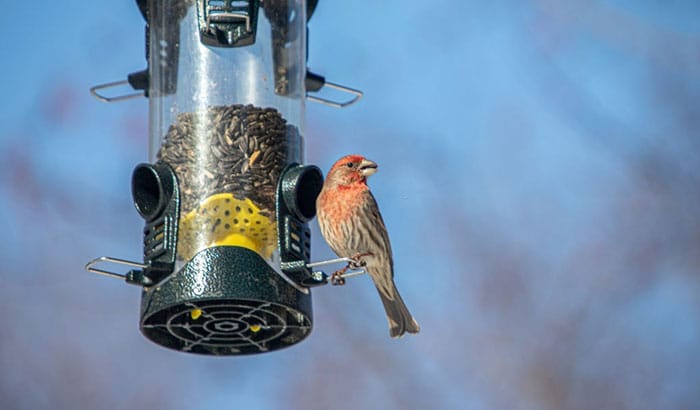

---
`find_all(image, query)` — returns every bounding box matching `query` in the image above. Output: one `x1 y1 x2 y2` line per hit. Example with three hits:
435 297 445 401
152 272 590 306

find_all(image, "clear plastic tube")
147 0 306 266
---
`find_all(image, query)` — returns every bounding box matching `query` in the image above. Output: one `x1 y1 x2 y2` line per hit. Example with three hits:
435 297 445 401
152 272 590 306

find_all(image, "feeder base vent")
140 246 312 355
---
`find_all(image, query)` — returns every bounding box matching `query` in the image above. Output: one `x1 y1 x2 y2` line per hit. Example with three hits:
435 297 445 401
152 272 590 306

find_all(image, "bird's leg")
348 252 373 269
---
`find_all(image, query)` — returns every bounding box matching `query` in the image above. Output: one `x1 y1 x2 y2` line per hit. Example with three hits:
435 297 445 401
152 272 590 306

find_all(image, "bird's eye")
346 162 354 168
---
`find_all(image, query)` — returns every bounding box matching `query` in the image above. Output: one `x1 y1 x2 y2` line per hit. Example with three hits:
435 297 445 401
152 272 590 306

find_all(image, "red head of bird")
324 154 378 188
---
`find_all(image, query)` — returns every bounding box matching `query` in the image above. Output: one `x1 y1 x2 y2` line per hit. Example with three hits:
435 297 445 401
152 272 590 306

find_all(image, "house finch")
316 154 420 338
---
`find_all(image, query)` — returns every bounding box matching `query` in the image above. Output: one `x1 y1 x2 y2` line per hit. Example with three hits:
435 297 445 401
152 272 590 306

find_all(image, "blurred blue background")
1 1 699 409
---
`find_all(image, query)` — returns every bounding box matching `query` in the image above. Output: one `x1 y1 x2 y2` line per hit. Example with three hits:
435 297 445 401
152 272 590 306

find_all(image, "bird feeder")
87 0 362 355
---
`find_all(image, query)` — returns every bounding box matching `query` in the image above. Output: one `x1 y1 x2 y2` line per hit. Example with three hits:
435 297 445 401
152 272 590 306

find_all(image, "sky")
1 1 699 409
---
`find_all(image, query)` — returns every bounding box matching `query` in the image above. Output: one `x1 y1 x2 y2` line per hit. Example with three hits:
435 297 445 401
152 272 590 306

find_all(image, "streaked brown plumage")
316 154 420 338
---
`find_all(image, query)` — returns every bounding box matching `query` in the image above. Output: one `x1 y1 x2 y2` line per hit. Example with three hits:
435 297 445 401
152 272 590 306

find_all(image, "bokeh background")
2 1 699 409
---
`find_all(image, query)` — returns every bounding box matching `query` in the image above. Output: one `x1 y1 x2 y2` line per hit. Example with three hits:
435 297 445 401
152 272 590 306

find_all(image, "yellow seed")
250 324 261 332
190 309 202 320
248 150 261 167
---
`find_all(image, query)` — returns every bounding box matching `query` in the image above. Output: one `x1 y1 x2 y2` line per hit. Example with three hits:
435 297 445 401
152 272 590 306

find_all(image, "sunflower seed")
156 104 300 217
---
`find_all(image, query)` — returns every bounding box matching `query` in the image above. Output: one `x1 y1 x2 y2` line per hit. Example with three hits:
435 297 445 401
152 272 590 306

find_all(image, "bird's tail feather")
377 283 420 338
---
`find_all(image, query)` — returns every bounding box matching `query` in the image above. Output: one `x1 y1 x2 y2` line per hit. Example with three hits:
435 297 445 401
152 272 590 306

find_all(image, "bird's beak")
358 159 378 177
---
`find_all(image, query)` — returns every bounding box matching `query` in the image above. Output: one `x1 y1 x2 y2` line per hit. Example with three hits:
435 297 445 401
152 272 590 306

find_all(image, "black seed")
156 104 299 248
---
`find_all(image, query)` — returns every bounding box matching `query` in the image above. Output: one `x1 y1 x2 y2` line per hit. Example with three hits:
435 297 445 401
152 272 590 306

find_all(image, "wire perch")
306 256 367 286
90 79 144 102
85 256 146 280
306 81 363 108
88 255 368 290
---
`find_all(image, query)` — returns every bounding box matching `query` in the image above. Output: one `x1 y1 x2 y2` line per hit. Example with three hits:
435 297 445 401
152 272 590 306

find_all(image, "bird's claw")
330 270 347 286
329 253 372 286
348 253 371 269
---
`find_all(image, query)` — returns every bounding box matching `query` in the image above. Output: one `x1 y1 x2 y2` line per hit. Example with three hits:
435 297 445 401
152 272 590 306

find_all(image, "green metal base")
139 246 312 355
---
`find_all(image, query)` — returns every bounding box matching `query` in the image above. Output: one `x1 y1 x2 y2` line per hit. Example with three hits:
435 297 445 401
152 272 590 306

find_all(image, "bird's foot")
330 267 348 286
348 252 372 269
330 254 372 285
